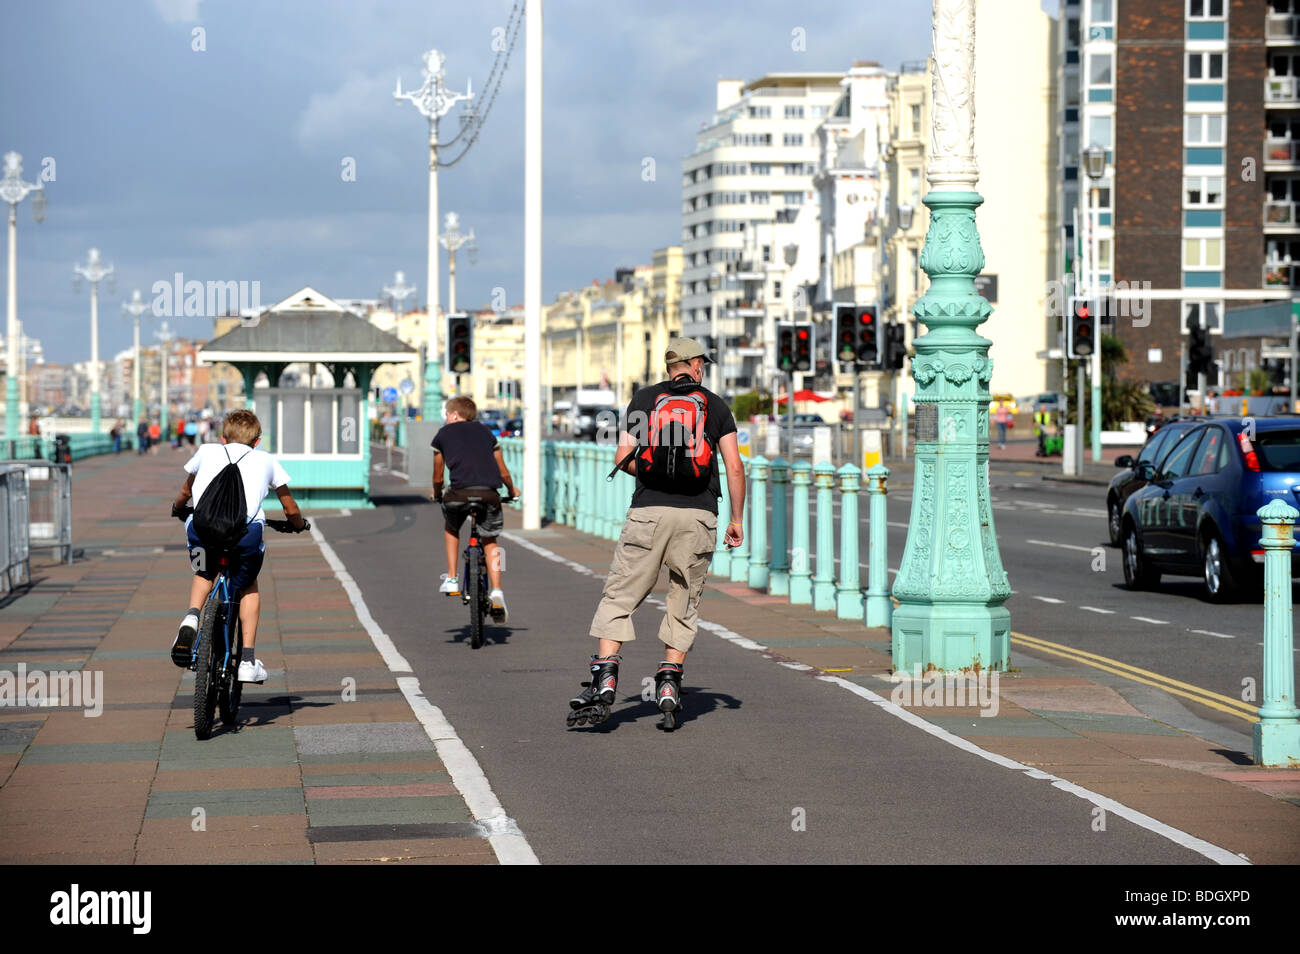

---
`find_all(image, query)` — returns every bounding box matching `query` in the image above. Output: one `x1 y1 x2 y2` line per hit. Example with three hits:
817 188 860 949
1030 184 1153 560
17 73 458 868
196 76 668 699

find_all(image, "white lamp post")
383 270 417 323
1 152 45 443
440 211 476 315
1082 142 1106 462
155 320 173 443
73 247 114 434
396 49 473 421
122 289 150 427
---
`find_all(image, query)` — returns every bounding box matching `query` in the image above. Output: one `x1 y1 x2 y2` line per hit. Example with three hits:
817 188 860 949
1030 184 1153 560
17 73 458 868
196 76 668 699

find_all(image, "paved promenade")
0 447 1296 864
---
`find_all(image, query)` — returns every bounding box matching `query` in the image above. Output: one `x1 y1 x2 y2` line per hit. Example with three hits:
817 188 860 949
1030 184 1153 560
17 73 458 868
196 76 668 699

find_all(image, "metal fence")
0 460 72 564
0 465 31 593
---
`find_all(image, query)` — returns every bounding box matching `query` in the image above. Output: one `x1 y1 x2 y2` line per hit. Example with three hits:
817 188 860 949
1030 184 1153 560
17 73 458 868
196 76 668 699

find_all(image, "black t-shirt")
624 377 737 514
431 421 502 490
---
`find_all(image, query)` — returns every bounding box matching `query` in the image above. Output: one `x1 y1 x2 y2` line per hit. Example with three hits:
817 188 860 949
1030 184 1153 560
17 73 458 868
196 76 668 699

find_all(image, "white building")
681 73 845 396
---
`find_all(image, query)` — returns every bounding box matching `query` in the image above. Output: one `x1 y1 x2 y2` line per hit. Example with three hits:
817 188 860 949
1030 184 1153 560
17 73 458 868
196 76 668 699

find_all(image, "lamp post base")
4 375 16 442
891 603 1011 674
90 393 101 435
422 359 444 421
1254 720 1300 768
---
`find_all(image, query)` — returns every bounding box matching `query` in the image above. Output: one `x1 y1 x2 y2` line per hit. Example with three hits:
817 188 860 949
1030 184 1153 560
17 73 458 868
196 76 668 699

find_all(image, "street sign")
737 426 752 458
382 386 398 403
399 378 414 396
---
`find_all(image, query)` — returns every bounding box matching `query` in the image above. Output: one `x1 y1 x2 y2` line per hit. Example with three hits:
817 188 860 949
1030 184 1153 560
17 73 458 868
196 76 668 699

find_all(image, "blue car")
1120 417 1300 600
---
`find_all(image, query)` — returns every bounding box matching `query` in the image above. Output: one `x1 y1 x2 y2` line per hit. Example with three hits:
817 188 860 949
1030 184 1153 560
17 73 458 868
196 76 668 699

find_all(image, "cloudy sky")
4 0 945 363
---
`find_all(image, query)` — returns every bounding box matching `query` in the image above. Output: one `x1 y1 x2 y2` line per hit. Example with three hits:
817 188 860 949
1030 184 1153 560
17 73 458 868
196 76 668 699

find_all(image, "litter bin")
53 434 72 464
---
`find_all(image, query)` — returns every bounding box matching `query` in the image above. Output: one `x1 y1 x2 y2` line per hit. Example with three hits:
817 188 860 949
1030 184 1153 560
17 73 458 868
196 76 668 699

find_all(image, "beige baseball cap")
665 336 713 365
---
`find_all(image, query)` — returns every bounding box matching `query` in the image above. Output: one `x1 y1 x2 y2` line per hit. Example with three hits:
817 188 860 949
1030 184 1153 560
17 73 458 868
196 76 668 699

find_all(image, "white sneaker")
489 588 508 623
237 659 267 683
171 613 199 668
439 574 460 595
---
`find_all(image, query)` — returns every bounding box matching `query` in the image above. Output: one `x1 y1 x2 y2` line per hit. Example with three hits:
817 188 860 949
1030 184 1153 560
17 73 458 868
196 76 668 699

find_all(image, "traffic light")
1187 318 1213 375
793 322 813 372
777 323 795 372
446 313 473 374
834 303 857 369
1067 296 1095 359
884 321 906 370
854 305 879 367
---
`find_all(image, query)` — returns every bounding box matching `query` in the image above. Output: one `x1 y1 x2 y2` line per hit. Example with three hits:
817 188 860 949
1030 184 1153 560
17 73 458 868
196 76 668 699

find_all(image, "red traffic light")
796 328 809 340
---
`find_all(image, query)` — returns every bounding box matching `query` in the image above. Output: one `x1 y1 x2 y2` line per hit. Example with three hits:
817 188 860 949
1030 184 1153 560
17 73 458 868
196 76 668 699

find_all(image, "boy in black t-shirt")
430 396 518 621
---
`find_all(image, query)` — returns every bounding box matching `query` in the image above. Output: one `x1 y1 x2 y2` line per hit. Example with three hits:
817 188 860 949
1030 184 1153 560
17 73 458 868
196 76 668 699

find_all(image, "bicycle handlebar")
170 505 307 534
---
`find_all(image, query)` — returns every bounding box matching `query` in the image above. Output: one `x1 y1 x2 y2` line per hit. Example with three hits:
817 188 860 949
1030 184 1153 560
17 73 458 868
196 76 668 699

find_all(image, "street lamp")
396 49 473 421
439 211 476 314
155 320 173 443
897 203 914 230
782 243 798 460
1 151 45 442
383 269 417 322
1082 142 1106 462
122 290 150 427
73 247 114 434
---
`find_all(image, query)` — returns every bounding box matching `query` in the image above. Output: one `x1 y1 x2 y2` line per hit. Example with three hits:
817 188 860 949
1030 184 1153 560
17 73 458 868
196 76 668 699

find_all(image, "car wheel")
1107 497 1122 547
1201 531 1238 602
1122 524 1160 590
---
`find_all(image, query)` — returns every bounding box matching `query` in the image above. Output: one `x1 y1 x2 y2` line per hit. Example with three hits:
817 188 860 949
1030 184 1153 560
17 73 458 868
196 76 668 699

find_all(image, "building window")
1187 0 1225 18
1088 52 1113 88
1097 238 1113 271
750 191 770 204
910 104 921 135
909 168 921 204
1183 301 1223 333
751 162 771 175
1184 113 1225 145
748 105 771 118
1183 237 1223 268
1186 52 1225 81
1184 176 1225 207
783 192 804 204
809 104 829 118
783 133 804 147
773 281 782 299
1087 114 1113 150
1091 0 1114 23
784 105 804 119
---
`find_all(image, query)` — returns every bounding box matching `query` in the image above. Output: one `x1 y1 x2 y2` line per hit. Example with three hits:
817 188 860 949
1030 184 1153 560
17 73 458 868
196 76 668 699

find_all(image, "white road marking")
503 530 1246 867
1079 606 1115 614
1026 539 1097 553
1032 596 1064 604
1190 630 1236 639
312 522 538 865
1132 616 1169 625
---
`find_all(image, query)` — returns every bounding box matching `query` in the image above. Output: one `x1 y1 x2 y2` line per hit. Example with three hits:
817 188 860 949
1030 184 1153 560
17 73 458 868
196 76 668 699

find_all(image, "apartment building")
1054 0 1285 397
681 73 843 396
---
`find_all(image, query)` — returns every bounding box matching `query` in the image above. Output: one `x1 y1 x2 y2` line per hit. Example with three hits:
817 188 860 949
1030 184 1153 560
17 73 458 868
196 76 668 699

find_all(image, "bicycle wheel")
193 599 222 740
468 549 484 649
218 614 243 727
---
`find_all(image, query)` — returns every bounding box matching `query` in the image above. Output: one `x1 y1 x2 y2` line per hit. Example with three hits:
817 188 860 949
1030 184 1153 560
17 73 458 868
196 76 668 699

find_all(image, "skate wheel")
662 710 676 731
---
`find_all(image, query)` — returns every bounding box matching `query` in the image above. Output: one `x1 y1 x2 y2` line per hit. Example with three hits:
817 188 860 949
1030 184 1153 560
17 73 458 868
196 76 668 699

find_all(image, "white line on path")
311 523 539 865
504 530 1247 866
1132 616 1169 625
1026 539 1097 553
1079 606 1115 614
1191 629 1237 639
1032 596 1064 604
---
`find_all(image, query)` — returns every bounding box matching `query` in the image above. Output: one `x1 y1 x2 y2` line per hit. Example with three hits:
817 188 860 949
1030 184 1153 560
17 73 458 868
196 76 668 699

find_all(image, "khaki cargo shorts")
588 505 718 653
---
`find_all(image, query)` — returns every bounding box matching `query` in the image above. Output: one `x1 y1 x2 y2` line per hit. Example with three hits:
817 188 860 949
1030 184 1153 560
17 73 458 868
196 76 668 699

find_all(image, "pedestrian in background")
994 402 1012 450
137 417 149 455
111 418 123 454
567 337 746 730
149 420 161 455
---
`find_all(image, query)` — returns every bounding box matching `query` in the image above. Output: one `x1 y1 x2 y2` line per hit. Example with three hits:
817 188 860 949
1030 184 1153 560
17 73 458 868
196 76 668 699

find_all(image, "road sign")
382 386 398 403
737 426 752 458
399 378 414 396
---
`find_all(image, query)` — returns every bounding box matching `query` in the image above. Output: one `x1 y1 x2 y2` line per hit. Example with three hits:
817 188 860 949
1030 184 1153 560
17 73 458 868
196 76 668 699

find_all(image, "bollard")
1254 499 1300 767
747 457 770 589
714 456 732 577
812 461 837 611
789 460 812 604
836 463 863 620
863 464 892 628
729 460 751 583
768 457 790 596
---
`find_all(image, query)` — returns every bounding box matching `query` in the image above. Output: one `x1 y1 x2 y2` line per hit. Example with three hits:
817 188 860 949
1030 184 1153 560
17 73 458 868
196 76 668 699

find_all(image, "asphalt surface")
321 469 1210 864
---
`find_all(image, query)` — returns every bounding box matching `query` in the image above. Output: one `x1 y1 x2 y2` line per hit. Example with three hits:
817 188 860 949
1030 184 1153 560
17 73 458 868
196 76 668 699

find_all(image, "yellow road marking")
1010 631 1259 723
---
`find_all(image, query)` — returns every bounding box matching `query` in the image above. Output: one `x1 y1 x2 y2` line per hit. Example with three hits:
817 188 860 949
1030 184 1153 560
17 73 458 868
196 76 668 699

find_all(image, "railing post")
768 457 790 596
603 445 618 540
594 445 608 538
835 463 862 620
577 445 593 534
812 461 837 611
543 441 555 518
1255 499 1300 767
789 460 812 604
566 443 578 526
864 464 892 628
746 456 770 590
713 455 732 577
729 460 751 582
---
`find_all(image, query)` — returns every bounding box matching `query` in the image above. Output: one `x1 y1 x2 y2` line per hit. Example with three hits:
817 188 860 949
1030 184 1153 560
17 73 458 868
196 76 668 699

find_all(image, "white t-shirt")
184 443 291 525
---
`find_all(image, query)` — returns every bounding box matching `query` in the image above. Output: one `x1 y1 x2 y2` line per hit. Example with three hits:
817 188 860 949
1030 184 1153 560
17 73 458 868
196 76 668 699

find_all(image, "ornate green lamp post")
891 0 1011 673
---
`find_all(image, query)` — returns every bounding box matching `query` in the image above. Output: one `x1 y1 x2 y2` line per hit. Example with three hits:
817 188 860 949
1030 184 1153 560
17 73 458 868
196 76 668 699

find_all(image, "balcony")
1265 136 1300 167
1267 12 1300 44
1264 199 1300 228
1263 262 1300 288
724 298 765 317
1266 75 1300 104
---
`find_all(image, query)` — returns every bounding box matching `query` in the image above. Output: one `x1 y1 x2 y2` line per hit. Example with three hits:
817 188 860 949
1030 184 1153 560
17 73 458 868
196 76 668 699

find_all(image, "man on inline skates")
567 337 746 730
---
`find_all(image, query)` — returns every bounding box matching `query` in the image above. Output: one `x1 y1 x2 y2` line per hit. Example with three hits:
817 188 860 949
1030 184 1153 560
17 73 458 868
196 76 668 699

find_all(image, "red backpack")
610 377 714 494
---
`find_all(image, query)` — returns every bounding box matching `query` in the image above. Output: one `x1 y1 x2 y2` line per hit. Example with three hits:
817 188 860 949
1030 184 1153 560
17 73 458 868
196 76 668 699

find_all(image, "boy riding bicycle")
169 409 307 682
430 396 517 622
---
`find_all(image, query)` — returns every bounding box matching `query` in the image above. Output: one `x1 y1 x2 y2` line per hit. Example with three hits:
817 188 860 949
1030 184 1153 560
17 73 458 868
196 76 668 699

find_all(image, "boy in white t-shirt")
168 409 307 682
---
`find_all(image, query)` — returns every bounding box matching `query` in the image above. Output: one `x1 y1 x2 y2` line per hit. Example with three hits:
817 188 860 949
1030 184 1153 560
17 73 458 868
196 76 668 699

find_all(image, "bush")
731 390 773 421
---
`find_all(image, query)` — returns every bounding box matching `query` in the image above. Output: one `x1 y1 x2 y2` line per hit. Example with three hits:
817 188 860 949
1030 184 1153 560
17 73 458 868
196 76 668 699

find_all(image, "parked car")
1119 418 1300 600
1105 419 1199 545
500 417 523 438
478 409 506 435
1031 392 1063 413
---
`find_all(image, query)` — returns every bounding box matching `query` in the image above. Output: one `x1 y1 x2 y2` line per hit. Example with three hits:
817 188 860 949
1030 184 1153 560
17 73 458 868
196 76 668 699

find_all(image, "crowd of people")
106 412 222 455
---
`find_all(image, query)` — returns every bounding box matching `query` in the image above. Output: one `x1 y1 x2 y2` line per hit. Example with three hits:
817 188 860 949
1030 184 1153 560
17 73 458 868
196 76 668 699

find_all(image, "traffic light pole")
852 369 861 468
1077 362 1086 475
787 370 796 460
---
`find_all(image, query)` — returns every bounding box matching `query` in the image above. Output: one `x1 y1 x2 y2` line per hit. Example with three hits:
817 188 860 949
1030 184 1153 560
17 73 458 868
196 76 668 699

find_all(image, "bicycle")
173 506 308 739
441 492 513 650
